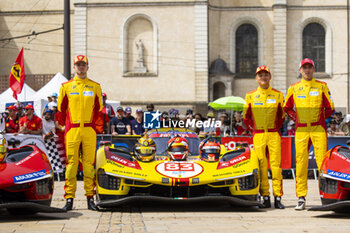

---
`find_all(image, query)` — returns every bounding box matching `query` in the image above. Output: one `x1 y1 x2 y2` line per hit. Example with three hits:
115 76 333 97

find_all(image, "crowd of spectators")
1 92 350 138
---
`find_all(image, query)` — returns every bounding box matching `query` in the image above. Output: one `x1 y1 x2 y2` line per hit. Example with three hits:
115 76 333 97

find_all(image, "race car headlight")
238 173 258 191
320 177 338 194
36 177 53 195
97 169 120 190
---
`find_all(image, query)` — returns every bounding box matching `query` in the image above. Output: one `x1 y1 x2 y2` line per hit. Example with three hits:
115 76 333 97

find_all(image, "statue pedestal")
134 59 147 73
134 66 147 73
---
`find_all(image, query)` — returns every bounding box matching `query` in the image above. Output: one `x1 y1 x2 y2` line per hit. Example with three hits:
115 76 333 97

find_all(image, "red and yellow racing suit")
58 75 102 199
243 86 285 197
283 78 334 198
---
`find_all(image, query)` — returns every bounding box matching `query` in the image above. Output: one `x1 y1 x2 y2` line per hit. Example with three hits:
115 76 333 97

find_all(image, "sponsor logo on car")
156 162 203 178
13 169 47 184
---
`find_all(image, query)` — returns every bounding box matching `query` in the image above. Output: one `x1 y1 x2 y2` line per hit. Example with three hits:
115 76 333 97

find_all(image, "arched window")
303 23 325 72
235 24 258 75
213 82 226 100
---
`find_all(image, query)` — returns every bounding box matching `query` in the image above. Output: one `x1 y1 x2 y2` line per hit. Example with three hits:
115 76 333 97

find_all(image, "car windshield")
152 137 201 156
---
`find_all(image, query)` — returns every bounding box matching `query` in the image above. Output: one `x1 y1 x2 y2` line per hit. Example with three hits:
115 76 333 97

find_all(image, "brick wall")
0 74 55 93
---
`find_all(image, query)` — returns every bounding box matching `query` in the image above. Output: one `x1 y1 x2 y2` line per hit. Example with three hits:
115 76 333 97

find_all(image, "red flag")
9 48 25 100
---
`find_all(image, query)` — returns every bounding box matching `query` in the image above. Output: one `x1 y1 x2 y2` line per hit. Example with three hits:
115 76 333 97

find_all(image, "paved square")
1 180 349 233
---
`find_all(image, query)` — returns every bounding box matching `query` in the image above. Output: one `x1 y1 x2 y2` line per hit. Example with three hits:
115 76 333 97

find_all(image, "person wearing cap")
41 93 57 118
18 105 42 135
283 58 334 210
5 105 19 134
243 65 285 209
111 106 131 135
101 93 115 119
327 119 344 137
146 103 155 112
58 55 102 211
125 107 135 122
339 114 350 136
200 111 216 136
131 109 145 135
42 109 58 140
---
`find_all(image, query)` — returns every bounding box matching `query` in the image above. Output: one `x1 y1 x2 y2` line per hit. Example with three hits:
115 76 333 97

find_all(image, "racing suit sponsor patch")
254 102 263 105
83 91 94 97
297 95 306 98
309 91 319 96
69 92 79 95
266 99 276 104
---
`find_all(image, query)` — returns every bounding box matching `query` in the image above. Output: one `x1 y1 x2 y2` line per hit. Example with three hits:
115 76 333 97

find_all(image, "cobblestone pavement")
0 180 350 233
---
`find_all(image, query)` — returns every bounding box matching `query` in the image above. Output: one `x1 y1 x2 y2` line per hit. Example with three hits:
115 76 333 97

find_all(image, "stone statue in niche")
134 39 147 73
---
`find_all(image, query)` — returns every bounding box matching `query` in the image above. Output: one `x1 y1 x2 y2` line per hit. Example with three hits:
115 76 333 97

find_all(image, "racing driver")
58 55 102 211
243 65 285 209
284 58 334 210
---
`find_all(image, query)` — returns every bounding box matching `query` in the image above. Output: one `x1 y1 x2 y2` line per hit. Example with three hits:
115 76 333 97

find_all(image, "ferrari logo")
144 141 149 146
11 63 21 82
175 138 180 142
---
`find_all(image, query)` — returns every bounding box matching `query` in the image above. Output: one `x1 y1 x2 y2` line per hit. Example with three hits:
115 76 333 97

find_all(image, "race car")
0 136 64 214
95 128 261 209
309 142 350 213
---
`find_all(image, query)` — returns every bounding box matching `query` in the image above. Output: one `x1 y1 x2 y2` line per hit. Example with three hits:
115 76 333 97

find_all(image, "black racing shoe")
274 196 285 209
87 198 100 211
260 196 271 208
62 198 73 211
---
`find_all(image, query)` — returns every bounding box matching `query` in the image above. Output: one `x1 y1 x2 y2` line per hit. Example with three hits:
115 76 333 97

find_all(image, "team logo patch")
309 91 319 96
11 63 22 82
266 99 276 104
254 102 263 105
143 111 161 129
297 95 306 98
83 91 94 97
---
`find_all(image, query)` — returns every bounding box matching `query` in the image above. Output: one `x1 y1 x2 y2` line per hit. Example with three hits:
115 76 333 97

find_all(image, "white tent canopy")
0 83 44 113
33 72 68 100
0 83 36 104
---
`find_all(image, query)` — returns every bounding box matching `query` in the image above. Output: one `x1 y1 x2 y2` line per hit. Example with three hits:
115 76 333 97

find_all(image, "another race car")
95 128 261 209
309 142 350 213
0 135 64 214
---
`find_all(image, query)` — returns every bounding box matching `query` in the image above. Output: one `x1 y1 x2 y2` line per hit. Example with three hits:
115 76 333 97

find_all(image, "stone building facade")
0 0 349 113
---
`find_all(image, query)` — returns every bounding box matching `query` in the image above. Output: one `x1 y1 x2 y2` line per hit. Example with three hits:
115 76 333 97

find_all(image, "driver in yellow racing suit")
284 58 334 210
58 55 102 211
243 65 285 209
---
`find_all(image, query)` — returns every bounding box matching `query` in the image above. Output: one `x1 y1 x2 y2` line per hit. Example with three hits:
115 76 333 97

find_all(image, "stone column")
194 2 209 103
74 0 87 57
273 0 287 94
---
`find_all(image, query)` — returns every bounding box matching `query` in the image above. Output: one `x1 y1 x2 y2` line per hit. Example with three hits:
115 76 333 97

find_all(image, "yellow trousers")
295 125 327 197
253 132 283 197
64 127 96 199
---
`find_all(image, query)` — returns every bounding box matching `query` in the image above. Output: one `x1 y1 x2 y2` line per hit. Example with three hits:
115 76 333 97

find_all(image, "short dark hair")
146 104 154 109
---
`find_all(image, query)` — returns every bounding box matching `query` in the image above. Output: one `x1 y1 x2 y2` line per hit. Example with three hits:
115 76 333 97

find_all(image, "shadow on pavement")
99 201 265 213
313 212 350 219
0 208 83 222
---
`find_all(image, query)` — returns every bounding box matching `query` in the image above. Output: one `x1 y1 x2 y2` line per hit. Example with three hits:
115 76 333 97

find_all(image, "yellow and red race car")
95 128 261 209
